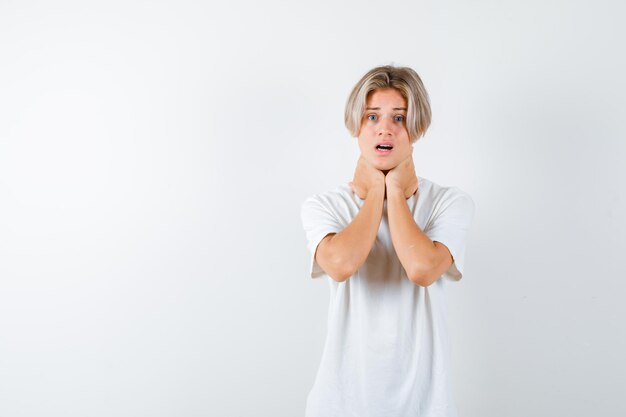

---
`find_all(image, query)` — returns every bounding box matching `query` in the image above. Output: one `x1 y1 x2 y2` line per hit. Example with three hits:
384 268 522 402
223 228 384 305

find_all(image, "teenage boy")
301 65 476 417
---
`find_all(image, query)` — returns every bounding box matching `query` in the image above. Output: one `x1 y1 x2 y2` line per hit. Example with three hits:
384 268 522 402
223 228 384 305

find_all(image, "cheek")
396 142 413 159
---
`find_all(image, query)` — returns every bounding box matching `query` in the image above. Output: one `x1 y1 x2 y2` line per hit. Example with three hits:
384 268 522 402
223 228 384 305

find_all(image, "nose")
377 116 393 136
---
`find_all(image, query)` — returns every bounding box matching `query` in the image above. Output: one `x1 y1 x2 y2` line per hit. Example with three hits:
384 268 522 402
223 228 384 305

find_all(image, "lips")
375 142 394 154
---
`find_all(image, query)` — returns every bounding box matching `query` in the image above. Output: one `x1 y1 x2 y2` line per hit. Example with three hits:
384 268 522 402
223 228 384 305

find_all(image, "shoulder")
417 176 475 213
301 183 356 211
301 183 358 228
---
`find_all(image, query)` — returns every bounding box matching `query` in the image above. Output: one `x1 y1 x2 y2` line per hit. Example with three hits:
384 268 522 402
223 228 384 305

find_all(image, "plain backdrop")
1 1 625 416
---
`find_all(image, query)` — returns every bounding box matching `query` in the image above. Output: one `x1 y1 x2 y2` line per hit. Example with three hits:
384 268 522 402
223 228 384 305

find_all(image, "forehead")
366 88 407 107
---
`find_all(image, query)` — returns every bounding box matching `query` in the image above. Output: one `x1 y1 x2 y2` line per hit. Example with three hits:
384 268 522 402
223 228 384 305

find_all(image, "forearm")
386 185 436 285
321 187 384 280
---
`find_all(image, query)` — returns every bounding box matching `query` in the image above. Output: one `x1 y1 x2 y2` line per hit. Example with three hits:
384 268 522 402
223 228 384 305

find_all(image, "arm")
315 156 386 282
386 157 453 286
387 186 453 286
315 186 384 282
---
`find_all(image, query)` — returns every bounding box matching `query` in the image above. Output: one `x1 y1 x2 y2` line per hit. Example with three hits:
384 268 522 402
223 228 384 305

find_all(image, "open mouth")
375 143 394 153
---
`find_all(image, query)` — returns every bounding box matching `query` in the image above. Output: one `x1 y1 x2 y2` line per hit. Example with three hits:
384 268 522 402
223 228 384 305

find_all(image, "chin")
362 153 400 171
373 159 398 172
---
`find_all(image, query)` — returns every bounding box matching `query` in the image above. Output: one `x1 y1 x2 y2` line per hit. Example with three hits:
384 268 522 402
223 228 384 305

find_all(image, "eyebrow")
365 107 407 111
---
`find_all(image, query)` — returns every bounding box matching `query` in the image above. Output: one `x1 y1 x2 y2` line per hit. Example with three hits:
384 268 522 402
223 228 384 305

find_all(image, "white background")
1 1 625 416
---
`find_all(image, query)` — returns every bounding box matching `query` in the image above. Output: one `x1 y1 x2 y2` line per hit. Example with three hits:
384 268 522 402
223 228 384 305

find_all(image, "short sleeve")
300 196 344 279
424 191 476 281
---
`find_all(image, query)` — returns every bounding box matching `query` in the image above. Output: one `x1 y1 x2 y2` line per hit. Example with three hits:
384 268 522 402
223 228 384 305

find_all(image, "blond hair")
344 65 432 143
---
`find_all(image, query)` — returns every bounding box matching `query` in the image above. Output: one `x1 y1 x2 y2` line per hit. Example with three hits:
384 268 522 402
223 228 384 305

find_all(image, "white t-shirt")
300 176 476 417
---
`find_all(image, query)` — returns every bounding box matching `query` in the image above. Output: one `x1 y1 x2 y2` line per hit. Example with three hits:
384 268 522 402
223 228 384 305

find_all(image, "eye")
394 115 405 122
366 114 377 121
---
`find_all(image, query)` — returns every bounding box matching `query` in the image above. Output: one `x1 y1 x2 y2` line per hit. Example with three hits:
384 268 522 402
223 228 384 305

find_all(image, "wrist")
366 184 385 200
386 182 403 195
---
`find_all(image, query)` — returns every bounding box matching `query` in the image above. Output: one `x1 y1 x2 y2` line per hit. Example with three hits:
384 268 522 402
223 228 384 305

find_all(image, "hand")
349 156 385 199
385 156 418 199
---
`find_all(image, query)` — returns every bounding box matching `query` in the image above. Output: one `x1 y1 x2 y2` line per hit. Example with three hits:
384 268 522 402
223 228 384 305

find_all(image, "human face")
357 88 412 172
